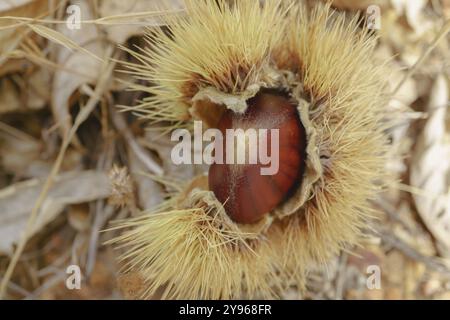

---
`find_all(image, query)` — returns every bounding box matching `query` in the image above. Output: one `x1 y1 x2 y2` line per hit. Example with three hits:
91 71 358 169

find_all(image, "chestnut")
209 91 307 224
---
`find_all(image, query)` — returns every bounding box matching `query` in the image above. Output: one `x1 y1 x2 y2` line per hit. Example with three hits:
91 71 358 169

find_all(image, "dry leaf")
391 0 433 36
0 78 21 113
0 124 82 178
98 0 185 44
444 0 450 19
331 0 388 10
25 67 51 110
389 69 419 108
0 68 51 114
0 0 49 66
142 130 207 183
128 149 165 211
51 0 108 139
411 75 450 252
0 125 43 176
0 170 111 254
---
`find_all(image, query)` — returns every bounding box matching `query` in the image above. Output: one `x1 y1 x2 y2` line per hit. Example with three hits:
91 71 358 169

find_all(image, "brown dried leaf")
98 0 185 44
410 75 450 252
0 170 111 254
0 1 33 11
0 78 21 113
331 0 388 10
142 130 207 183
0 0 49 66
127 150 165 211
0 68 51 114
391 0 433 35
25 67 51 110
51 0 108 138
0 124 82 178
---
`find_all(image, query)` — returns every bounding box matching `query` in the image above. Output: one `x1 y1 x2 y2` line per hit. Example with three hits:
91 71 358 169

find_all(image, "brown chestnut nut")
208 91 307 224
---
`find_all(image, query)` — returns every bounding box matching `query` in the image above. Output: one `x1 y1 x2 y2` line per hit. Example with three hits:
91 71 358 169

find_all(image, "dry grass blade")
28 24 104 63
391 20 450 97
0 8 185 30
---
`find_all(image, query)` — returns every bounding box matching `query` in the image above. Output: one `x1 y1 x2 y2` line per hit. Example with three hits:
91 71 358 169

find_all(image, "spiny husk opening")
112 0 391 299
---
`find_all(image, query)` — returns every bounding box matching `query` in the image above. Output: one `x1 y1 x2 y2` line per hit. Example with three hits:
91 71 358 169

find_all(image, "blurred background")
0 0 449 299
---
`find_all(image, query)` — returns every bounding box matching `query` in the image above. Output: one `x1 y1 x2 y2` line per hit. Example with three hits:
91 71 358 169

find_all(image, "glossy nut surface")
208 91 307 224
